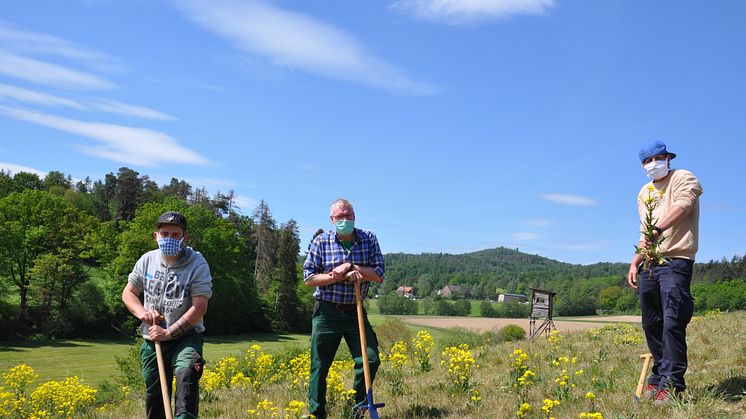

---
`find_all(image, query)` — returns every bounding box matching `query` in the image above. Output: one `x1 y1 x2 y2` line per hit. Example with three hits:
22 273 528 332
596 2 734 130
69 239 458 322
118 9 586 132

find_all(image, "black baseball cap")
156 211 187 230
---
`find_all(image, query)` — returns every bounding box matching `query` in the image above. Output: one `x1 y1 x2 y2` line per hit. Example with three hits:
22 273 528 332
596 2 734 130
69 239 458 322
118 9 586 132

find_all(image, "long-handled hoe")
354 280 385 418
634 353 654 401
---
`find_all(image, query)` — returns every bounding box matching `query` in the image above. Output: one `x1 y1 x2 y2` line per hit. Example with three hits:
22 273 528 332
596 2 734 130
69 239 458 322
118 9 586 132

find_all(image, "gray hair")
329 198 354 215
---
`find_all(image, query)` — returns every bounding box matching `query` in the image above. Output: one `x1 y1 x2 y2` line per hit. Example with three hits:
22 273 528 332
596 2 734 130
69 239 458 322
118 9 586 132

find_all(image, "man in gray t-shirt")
122 211 213 419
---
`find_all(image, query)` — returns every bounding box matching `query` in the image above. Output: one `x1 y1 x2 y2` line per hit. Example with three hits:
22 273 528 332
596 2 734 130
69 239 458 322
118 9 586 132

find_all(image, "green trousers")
308 300 380 418
140 333 205 419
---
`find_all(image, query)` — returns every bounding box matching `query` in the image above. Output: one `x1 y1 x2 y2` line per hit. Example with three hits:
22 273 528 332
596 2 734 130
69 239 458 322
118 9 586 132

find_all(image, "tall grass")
3 310 746 418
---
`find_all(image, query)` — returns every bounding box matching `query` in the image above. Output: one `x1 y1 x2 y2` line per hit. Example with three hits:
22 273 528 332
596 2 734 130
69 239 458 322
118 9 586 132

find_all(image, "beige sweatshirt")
637 169 703 260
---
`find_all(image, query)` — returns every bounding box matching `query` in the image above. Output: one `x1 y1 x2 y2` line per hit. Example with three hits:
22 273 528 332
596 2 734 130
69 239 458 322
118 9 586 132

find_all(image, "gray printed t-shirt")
128 247 213 339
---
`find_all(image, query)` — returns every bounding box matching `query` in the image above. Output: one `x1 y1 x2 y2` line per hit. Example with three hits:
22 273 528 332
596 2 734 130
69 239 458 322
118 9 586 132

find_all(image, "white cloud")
88 98 176 121
0 83 85 109
512 232 541 240
0 21 121 71
0 84 176 120
233 195 259 212
524 218 551 227
0 50 116 90
175 0 435 95
542 193 599 206
393 0 556 24
0 106 209 167
0 162 46 177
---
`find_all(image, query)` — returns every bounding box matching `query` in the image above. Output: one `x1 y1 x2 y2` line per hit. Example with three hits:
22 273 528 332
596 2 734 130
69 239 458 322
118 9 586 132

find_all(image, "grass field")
0 314 443 388
5 311 744 418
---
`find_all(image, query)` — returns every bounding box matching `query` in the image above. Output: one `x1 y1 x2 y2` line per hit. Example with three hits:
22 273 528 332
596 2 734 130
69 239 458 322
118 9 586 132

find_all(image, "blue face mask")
158 237 184 256
335 220 354 236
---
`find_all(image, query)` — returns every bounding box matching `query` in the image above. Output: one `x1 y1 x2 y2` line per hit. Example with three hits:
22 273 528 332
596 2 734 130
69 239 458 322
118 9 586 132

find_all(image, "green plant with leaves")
635 185 668 272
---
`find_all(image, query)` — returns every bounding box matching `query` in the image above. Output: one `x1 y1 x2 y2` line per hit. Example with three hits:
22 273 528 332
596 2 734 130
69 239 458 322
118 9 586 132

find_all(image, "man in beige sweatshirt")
627 141 703 404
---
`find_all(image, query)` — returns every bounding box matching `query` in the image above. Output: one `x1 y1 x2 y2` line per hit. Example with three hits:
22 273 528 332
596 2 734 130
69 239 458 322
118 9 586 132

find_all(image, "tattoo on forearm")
167 317 193 338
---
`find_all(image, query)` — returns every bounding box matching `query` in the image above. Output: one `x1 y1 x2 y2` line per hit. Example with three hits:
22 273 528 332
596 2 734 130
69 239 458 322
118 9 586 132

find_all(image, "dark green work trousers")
140 332 205 419
309 299 380 418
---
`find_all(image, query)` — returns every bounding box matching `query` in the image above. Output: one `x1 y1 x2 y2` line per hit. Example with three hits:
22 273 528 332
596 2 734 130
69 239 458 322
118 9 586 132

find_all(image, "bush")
377 295 417 315
452 300 471 316
480 301 497 317
496 324 526 342
433 300 454 316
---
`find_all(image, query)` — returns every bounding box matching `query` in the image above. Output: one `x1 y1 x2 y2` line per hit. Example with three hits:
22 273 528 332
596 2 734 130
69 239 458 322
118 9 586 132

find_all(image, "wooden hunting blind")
529 288 557 339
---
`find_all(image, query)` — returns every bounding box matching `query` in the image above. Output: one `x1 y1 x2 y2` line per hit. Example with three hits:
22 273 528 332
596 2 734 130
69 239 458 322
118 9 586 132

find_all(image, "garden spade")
354 280 385 418
634 353 653 401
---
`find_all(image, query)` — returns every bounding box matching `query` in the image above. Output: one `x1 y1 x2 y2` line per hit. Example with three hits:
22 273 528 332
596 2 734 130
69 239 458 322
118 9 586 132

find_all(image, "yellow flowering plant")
411 331 434 372
635 185 668 272
384 340 409 395
441 344 478 393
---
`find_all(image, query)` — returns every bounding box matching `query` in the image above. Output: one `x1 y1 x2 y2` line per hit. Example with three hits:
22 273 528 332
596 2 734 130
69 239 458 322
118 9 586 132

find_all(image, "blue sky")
1 0 744 265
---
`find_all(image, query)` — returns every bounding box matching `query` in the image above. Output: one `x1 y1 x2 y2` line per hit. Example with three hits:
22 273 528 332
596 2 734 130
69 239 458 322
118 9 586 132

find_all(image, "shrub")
377 295 417 315
497 324 526 342
452 299 471 316
480 300 497 317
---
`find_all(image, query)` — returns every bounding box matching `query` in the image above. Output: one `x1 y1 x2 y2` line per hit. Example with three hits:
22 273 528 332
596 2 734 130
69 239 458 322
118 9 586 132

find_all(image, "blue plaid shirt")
303 228 385 304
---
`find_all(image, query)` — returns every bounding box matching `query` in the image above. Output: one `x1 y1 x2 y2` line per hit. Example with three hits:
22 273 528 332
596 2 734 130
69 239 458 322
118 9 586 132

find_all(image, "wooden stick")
155 341 173 419
354 281 373 393
635 353 653 399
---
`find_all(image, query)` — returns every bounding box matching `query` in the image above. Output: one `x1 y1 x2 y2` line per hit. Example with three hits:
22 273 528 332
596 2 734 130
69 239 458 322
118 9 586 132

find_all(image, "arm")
122 282 161 326
305 264 352 287
627 250 644 289
148 296 209 341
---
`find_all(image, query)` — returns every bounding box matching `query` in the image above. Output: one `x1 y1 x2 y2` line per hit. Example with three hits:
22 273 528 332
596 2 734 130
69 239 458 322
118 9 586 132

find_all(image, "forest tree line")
0 167 313 339
1 167 745 338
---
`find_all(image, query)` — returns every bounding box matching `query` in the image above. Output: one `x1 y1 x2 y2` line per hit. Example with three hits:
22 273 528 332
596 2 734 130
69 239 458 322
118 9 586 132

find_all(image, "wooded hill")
1 167 744 339
381 246 746 316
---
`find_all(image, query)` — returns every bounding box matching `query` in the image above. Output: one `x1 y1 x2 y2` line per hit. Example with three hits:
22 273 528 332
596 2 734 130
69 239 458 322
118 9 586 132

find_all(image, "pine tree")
274 220 301 330
252 200 277 292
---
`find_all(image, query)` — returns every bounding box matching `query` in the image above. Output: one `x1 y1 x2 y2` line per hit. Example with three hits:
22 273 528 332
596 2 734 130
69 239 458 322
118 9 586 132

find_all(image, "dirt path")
401 315 641 333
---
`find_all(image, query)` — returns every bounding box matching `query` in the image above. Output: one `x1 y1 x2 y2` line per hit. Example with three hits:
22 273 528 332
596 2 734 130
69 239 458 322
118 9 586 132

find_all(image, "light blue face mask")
158 237 184 256
335 220 354 235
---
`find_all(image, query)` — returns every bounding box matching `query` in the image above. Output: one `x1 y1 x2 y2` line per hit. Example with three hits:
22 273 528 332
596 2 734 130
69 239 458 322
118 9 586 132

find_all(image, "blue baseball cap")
639 140 676 163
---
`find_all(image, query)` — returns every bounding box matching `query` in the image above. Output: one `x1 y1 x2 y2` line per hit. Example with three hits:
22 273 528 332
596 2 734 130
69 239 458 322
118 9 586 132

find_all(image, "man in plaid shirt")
303 198 384 419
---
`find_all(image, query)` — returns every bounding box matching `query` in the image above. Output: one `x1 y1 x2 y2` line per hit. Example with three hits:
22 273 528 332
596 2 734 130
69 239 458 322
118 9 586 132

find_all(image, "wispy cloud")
0 21 121 71
0 50 116 90
512 232 542 241
0 84 176 120
542 193 599 206
524 218 551 227
392 0 556 24
0 161 46 177
88 98 176 121
0 83 85 109
233 195 259 212
174 0 435 95
0 106 209 166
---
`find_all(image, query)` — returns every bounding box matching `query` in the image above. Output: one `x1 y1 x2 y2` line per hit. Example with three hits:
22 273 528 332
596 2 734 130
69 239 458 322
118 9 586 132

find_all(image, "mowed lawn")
0 333 310 388
0 313 445 388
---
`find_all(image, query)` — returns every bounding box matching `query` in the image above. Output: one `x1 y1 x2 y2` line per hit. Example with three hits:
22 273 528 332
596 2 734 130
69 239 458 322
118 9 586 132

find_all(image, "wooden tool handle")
635 353 653 398
155 341 173 419
355 280 373 392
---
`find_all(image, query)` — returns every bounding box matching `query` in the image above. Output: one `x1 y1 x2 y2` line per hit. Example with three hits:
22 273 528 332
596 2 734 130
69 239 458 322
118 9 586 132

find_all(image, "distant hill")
384 246 628 285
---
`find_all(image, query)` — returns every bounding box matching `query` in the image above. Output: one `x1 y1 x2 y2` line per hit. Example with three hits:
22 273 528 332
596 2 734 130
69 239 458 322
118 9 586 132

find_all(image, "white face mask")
644 159 669 180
